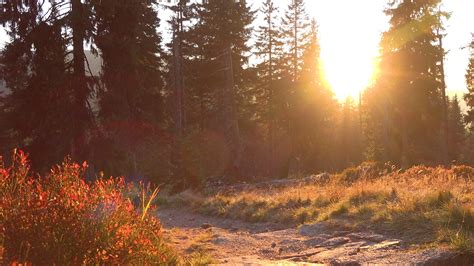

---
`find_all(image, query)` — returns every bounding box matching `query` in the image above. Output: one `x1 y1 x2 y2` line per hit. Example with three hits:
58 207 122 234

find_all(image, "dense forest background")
0 0 473 187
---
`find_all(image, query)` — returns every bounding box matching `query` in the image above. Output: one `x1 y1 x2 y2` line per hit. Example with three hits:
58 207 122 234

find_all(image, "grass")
162 164 474 252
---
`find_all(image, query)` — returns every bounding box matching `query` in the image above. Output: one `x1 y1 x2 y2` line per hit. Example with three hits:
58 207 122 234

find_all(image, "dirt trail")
158 208 471 265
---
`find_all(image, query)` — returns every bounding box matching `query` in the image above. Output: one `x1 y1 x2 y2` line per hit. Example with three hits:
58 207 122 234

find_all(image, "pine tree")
281 0 311 82
290 18 339 173
340 97 363 167
465 34 474 125
463 127 474 166
253 0 284 174
365 0 448 166
91 0 164 176
70 0 94 160
254 0 283 123
447 95 466 163
0 1 83 170
186 0 255 177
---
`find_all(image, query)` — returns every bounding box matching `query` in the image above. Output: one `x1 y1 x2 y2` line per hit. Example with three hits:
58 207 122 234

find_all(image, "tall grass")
167 164 474 251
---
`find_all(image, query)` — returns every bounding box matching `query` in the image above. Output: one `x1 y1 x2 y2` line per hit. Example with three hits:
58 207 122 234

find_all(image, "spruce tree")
91 0 164 177
253 0 284 174
281 0 311 82
291 18 339 173
187 0 255 177
447 96 466 163
340 97 363 167
465 34 474 124
365 0 448 166
254 0 283 123
0 1 82 170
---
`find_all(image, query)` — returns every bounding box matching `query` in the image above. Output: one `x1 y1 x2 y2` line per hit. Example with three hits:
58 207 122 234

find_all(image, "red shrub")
0 150 177 265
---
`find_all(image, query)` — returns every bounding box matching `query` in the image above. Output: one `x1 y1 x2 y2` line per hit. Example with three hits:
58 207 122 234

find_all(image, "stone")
300 223 327 236
347 232 386 242
322 237 351 247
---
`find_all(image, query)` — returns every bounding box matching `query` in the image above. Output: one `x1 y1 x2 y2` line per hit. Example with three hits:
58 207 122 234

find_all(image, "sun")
305 1 387 102
320 43 379 101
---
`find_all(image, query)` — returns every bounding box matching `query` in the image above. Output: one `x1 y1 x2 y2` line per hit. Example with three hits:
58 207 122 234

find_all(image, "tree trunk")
222 46 242 178
71 0 90 159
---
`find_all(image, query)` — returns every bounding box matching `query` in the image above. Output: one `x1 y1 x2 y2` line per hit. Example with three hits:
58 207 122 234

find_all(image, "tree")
281 0 311 82
364 0 448 166
186 0 255 178
253 0 284 174
340 97 363 167
0 0 86 170
465 34 474 125
447 95 466 163
290 18 339 173
70 0 95 160
91 0 165 177
463 34 474 166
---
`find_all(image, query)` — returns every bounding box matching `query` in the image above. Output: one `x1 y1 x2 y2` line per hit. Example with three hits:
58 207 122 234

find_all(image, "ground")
158 208 472 265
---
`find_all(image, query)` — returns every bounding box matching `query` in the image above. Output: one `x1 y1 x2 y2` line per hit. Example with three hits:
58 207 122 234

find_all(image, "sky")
247 0 474 99
1 0 473 100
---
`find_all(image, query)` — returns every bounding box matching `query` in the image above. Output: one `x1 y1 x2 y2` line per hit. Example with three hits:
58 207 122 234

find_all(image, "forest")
0 0 472 187
0 0 474 264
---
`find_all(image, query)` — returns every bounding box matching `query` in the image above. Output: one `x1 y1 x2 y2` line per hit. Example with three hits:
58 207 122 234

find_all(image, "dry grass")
164 164 474 252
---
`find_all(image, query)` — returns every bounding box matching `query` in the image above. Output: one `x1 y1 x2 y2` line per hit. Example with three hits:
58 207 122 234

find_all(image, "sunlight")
306 1 387 101
321 49 378 100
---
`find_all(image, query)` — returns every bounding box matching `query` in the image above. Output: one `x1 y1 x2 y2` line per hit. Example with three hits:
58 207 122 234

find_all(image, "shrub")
0 150 177 265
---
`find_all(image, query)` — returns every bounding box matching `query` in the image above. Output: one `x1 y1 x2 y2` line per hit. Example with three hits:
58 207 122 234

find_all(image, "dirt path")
158 208 471 265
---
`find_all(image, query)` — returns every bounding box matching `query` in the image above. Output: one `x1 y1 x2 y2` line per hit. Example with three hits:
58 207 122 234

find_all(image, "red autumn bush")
0 150 177 265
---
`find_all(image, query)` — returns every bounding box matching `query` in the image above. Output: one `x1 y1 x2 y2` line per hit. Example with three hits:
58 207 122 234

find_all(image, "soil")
158 208 473 265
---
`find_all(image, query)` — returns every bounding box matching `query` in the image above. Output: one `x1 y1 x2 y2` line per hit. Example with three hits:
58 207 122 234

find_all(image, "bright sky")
249 0 474 100
1 0 473 101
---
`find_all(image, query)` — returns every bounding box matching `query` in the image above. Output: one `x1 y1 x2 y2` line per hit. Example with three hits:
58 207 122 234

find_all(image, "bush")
0 150 177 265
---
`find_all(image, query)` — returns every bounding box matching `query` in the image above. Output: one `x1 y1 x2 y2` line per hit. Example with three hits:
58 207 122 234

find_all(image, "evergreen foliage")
0 0 472 186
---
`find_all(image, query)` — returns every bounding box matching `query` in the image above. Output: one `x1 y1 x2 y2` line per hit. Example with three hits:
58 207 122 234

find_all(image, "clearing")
158 208 471 265
158 164 474 265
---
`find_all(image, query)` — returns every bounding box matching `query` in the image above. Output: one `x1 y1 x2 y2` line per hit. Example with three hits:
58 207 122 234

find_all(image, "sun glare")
306 1 387 101
321 49 378 101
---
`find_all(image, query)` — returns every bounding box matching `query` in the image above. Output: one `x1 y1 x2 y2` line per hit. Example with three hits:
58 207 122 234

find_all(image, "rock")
330 259 361 266
362 240 401 250
201 223 212 229
300 223 327 236
332 230 351 237
271 242 277 248
322 237 351 247
304 237 327 247
347 232 386 242
212 237 228 245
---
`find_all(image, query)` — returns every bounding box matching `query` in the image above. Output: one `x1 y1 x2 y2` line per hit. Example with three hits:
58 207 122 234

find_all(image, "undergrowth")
0 150 178 265
163 163 474 253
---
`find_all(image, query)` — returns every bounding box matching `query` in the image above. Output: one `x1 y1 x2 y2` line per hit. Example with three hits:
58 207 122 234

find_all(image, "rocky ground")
158 208 473 265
